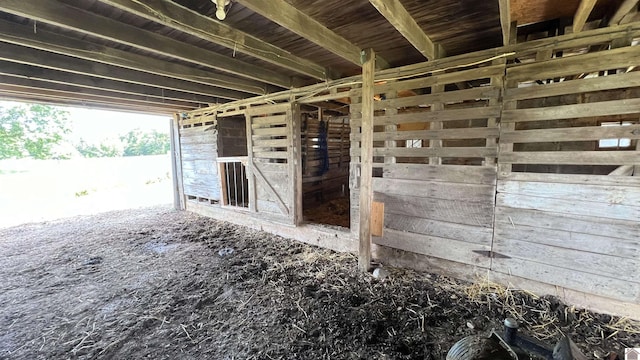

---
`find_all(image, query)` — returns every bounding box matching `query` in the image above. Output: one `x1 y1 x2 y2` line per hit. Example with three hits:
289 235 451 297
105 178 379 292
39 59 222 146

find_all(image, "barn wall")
179 117 220 202
175 24 640 317
494 39 640 304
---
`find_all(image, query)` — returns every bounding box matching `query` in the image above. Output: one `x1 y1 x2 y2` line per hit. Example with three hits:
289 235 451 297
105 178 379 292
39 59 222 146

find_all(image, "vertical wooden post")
170 114 185 210
384 88 398 165
290 102 304 225
245 111 257 212
359 48 375 272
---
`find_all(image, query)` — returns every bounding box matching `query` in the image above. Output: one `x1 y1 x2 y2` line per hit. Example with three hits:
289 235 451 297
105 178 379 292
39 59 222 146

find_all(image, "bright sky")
0 100 170 143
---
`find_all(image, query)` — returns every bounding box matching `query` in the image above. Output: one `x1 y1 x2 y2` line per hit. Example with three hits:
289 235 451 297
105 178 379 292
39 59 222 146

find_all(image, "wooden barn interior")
1 0 639 319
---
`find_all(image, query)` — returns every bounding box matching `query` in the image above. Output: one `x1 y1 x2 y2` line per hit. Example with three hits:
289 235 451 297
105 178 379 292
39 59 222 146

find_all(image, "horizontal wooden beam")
0 0 291 88
0 77 201 110
0 91 181 115
98 0 330 81
573 0 598 33
0 42 241 101
0 19 262 96
369 0 436 60
0 61 221 105
235 0 362 66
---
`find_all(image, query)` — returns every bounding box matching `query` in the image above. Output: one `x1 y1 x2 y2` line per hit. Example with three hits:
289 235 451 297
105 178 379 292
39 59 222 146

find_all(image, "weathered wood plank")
377 193 495 227
252 127 288 137
505 71 640 101
506 46 640 82
497 193 640 222
0 0 291 87
498 151 640 165
498 180 640 206
171 116 185 210
611 0 640 24
351 87 500 112
253 138 290 148
500 124 640 143
495 205 640 241
253 151 289 160
373 229 491 268
252 115 288 127
352 147 497 158
385 213 493 245
351 106 502 126
373 178 495 203
493 237 638 282
235 0 361 65
375 65 505 94
384 163 497 185
359 48 376 272
498 172 640 186
252 160 289 215
369 0 436 60
494 223 640 259
502 98 640 123
498 0 511 45
351 127 499 142
573 0 598 33
491 258 639 302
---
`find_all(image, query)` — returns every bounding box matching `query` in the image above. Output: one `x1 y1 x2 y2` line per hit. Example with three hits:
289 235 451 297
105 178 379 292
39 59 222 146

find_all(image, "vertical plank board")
371 201 384 237
429 84 444 165
170 115 186 210
359 48 376 272
245 112 257 211
385 88 398 165
485 59 504 166
291 102 303 225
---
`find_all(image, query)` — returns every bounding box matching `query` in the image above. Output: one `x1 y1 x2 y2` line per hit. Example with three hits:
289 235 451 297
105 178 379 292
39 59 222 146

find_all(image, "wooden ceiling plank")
235 0 362 66
0 61 221 105
0 19 257 98
97 0 330 80
573 0 598 33
611 0 640 25
498 0 511 45
369 0 436 60
0 42 243 101
0 0 291 88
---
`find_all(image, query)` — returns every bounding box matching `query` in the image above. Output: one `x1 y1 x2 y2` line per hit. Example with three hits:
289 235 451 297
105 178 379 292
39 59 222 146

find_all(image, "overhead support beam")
573 0 598 33
0 0 291 88
611 0 639 25
235 0 362 66
0 91 184 115
0 77 202 110
0 20 264 96
97 0 330 81
369 0 437 60
358 48 375 273
498 0 512 45
0 42 240 101
0 61 221 105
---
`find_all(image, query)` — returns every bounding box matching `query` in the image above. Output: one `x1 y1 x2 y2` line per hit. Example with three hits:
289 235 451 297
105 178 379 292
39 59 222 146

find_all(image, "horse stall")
171 24 640 319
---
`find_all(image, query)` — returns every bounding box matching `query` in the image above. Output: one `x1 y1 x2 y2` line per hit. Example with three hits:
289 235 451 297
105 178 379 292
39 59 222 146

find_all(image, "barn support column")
170 114 185 210
358 48 375 272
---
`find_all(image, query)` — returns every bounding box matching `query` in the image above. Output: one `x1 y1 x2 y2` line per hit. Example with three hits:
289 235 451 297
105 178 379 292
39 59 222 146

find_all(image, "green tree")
0 104 71 159
75 139 121 158
120 129 170 156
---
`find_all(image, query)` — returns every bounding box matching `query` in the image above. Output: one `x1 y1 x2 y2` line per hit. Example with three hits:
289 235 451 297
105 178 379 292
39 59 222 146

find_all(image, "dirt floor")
0 206 637 359
304 197 350 228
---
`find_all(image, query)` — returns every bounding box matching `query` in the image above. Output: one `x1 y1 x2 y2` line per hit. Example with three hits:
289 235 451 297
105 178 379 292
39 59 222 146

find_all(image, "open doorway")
216 115 249 208
300 107 350 228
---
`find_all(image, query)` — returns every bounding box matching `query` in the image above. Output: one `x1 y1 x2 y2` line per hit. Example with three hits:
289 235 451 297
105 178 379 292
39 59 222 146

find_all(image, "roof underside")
0 0 633 115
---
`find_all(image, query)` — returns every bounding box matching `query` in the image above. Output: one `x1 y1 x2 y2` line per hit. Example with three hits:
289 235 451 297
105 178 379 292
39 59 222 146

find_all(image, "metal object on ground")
446 318 586 360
